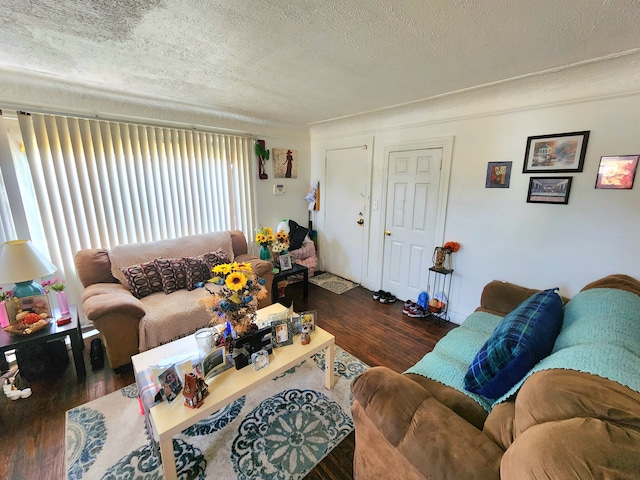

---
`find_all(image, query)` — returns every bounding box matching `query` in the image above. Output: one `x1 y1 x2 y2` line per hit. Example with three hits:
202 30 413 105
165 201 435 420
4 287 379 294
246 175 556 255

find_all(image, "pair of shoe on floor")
403 300 427 318
372 290 397 303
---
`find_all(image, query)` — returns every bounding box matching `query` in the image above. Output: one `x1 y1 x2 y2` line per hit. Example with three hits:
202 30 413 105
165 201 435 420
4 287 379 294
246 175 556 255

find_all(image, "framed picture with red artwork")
595 155 638 189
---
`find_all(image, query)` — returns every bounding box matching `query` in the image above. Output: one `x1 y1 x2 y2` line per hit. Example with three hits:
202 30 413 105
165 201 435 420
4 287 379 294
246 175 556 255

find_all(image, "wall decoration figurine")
595 155 638 189
523 131 589 173
485 161 512 188
273 148 298 178
255 140 270 180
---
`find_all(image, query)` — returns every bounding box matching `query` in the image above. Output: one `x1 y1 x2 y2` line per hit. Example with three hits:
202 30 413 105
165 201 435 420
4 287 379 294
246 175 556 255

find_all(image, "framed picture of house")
523 131 589 173
485 161 512 188
595 155 638 189
526 177 573 204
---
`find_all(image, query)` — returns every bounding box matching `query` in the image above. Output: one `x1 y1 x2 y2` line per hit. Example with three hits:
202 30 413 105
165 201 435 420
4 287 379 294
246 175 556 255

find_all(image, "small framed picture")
279 253 293 271
251 349 270 370
523 131 589 173
485 161 512 188
202 346 227 379
271 318 293 347
290 313 302 335
526 177 573 205
157 365 183 403
595 155 638 189
300 310 316 332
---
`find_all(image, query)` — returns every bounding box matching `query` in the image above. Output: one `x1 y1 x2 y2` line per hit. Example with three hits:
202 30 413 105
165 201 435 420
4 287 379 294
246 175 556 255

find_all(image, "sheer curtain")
11 112 256 322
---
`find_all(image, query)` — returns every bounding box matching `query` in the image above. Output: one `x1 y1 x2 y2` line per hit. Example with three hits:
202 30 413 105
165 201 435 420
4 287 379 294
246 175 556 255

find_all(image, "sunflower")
225 271 247 291
213 263 232 275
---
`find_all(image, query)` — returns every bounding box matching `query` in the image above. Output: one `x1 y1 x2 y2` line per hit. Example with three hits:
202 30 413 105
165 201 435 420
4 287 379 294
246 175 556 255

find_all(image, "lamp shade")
0 240 57 284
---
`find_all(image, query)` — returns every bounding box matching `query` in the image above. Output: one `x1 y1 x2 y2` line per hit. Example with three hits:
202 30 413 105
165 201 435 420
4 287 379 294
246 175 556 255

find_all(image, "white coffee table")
131 303 335 480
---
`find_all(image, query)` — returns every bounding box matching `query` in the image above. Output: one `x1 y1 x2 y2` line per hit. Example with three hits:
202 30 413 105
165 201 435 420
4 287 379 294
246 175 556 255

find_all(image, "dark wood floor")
0 281 455 480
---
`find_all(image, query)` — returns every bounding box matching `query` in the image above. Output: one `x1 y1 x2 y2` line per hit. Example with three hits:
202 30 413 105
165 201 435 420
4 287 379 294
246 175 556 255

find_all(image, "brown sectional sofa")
351 274 640 479
75 230 274 370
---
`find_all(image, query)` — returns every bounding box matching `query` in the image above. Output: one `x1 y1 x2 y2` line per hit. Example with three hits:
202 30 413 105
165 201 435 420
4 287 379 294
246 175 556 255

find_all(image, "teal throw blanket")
406 288 640 411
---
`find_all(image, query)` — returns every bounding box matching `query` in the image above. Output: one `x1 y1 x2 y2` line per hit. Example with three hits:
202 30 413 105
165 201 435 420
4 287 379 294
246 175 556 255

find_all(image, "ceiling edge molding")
310 52 640 139
0 66 309 138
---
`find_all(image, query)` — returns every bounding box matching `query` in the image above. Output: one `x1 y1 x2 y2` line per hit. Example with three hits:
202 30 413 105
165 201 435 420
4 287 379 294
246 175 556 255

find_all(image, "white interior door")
382 148 442 301
323 147 368 283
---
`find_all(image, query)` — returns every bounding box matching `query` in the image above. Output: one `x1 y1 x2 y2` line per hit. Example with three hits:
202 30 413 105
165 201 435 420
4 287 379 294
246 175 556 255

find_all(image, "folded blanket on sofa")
407 288 640 411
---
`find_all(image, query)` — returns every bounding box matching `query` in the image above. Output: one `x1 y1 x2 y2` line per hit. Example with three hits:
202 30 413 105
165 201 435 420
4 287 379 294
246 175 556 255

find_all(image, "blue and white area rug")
65 346 367 479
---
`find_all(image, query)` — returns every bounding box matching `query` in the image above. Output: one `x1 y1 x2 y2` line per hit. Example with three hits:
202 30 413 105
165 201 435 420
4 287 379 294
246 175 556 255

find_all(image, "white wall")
311 53 640 323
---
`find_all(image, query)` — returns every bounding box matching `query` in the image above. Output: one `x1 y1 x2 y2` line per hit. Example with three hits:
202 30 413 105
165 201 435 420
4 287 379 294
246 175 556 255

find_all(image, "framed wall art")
523 131 589 173
272 148 298 178
526 177 573 205
595 155 638 189
485 161 512 188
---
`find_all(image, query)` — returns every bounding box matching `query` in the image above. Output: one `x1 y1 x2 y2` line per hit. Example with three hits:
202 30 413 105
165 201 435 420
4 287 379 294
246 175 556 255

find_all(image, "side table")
0 305 86 381
426 266 453 324
272 263 308 303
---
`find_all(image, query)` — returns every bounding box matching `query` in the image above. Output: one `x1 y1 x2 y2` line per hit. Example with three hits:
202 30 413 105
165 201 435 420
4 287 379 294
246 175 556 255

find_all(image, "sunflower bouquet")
271 229 290 254
255 227 275 247
200 262 267 335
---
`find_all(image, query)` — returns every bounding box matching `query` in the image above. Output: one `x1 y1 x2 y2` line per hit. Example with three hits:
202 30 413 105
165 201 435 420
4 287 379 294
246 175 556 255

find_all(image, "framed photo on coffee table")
300 310 316 331
271 318 293 347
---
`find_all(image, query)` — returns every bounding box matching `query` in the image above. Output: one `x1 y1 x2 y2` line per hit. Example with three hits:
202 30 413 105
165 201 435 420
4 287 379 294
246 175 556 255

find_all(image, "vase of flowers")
271 229 290 265
0 287 14 328
255 226 275 261
433 241 461 270
42 278 69 314
199 262 268 337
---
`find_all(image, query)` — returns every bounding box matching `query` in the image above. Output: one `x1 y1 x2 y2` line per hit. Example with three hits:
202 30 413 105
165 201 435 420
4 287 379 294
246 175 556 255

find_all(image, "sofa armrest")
81 283 145 369
82 283 145 320
351 367 503 479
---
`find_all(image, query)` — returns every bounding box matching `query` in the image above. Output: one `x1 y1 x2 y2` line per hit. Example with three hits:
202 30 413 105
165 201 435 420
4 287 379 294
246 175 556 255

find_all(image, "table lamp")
0 240 57 297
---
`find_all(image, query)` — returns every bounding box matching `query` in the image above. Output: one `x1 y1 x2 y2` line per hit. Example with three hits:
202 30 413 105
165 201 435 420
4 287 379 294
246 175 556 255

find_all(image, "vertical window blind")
7 112 256 320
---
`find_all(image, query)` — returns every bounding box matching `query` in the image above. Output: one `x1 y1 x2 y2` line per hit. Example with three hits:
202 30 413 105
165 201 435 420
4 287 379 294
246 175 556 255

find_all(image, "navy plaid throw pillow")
464 288 563 399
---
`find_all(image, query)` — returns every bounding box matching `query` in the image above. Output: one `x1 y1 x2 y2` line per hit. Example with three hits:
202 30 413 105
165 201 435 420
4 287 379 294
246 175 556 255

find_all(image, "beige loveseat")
75 230 274 370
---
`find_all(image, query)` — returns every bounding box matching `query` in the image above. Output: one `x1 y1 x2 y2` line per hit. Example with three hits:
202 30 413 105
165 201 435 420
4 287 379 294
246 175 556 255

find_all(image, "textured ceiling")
1 0 640 126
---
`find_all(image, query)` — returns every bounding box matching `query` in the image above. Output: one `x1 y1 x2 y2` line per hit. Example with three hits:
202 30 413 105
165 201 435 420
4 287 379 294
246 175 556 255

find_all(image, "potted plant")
255 140 270 179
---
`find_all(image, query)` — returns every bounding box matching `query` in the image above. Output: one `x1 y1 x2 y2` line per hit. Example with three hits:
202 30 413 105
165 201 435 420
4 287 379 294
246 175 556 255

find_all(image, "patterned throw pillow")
183 256 211 291
464 288 564 399
121 261 163 298
202 248 230 270
154 258 187 294
182 249 230 291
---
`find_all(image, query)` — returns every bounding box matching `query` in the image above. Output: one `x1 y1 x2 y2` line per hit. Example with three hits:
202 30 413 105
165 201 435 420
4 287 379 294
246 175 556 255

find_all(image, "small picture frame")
157 365 183 403
523 131 589 173
279 253 293 271
485 161 512 188
202 346 227 379
290 313 302 335
271 318 293 347
251 349 270 370
595 155 638 189
526 177 573 205
300 310 316 332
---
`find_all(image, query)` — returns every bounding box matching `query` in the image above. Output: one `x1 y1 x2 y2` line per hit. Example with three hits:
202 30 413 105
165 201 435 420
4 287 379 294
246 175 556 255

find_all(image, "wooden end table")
0 305 86 381
132 303 335 480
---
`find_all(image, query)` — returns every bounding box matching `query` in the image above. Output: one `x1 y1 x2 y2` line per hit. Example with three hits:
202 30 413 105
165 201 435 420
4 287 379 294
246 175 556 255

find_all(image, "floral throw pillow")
121 261 163 298
154 258 187 294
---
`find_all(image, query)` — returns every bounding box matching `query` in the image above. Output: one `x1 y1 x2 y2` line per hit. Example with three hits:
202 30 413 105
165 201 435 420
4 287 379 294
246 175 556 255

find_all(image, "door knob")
357 219 364 226
384 230 391 236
